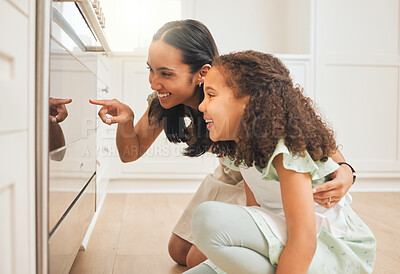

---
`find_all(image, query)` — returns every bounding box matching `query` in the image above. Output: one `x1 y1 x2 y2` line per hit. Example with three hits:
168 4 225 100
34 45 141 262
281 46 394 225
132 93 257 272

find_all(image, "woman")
90 19 355 267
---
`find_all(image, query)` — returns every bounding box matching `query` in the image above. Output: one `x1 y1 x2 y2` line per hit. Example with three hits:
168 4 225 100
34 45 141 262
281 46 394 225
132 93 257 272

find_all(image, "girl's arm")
244 180 260 207
313 150 353 208
273 153 317 274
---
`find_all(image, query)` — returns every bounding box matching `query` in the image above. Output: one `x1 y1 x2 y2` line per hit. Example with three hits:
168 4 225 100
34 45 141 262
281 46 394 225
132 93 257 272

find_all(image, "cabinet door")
315 0 400 175
0 0 28 134
96 79 111 207
0 133 32 274
0 1 33 274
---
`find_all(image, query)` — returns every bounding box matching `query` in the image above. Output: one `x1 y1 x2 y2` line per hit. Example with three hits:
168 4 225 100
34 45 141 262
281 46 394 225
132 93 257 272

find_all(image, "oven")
36 1 110 273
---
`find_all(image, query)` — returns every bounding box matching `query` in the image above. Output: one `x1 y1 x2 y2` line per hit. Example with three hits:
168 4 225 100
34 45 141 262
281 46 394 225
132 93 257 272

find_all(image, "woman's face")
147 40 200 109
199 67 249 142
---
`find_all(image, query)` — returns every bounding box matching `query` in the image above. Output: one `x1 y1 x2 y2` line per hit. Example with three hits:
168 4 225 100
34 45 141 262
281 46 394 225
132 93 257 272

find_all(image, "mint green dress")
219 139 376 273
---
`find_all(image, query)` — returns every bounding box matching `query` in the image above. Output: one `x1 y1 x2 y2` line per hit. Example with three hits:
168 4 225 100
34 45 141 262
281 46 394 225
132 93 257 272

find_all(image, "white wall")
101 0 182 52
183 0 310 55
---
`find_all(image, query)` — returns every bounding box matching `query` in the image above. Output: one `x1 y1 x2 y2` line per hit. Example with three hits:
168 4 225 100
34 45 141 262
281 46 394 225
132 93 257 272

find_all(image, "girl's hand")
89 99 134 125
312 164 353 208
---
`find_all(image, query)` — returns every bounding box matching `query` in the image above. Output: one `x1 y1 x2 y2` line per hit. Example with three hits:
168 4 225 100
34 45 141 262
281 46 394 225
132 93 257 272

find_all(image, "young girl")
89 20 356 268
185 51 376 273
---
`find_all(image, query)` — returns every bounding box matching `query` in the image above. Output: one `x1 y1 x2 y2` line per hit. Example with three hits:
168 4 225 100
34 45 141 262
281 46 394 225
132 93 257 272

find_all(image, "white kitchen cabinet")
7 0 29 16
0 0 35 273
0 0 29 134
0 133 31 274
314 0 400 189
96 69 111 207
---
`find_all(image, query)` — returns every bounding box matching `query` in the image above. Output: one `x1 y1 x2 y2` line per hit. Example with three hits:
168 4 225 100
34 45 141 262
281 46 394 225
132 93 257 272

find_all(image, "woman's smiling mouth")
157 92 171 100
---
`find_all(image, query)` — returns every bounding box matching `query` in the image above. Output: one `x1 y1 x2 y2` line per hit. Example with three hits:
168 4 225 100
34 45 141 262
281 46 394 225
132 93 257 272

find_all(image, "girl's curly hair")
211 50 337 168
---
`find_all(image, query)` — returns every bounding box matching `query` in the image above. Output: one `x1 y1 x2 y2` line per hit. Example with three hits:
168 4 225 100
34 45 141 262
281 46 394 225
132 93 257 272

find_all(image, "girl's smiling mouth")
204 118 214 129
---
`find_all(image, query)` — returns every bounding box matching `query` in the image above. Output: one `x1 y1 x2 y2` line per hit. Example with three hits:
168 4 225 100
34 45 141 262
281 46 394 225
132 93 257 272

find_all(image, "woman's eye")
161 72 172 77
208 94 214 98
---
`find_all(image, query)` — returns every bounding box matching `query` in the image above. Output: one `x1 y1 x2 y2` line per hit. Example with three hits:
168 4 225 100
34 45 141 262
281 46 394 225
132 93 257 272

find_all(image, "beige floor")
70 192 400 274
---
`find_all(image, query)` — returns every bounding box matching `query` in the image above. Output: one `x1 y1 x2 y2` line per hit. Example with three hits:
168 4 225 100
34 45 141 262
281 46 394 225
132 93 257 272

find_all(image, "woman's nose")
149 74 162 91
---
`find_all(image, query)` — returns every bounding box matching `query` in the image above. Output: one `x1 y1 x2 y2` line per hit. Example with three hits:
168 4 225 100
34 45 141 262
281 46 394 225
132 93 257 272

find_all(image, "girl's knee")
192 202 231 248
193 202 223 233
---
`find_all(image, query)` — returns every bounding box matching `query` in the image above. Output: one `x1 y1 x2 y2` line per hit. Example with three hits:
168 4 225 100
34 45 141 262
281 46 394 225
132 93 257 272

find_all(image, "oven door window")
52 1 101 52
48 35 97 234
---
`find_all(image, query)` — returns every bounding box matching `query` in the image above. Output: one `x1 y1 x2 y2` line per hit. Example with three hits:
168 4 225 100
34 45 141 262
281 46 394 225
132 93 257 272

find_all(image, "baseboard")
106 178 400 193
107 178 202 193
349 178 400 192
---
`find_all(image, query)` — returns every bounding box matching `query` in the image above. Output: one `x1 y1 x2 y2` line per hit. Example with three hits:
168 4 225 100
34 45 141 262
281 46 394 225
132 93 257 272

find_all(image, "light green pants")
183 201 276 274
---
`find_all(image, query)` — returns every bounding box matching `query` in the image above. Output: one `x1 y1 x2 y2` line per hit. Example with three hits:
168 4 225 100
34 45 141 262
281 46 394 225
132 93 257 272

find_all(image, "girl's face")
147 40 201 109
199 67 249 142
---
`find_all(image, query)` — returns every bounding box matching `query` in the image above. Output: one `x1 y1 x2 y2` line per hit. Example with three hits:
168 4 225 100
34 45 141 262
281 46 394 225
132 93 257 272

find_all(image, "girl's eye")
146 66 153 72
208 93 214 98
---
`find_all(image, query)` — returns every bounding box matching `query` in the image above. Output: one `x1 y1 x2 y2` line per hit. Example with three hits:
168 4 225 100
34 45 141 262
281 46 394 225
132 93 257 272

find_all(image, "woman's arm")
116 106 163 162
90 99 163 162
312 150 353 208
273 153 317 274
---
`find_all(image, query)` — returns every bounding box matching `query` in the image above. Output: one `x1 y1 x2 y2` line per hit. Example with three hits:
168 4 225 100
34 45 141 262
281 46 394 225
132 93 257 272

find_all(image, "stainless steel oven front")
42 1 110 273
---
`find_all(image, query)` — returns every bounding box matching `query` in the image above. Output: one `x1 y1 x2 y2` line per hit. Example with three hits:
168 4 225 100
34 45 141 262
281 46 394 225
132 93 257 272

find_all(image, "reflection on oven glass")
49 97 71 161
47 0 100 273
48 37 97 231
48 34 97 273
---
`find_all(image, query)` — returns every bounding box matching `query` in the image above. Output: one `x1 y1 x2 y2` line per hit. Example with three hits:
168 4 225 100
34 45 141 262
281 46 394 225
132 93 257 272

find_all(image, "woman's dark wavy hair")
211 50 337 168
148 19 218 157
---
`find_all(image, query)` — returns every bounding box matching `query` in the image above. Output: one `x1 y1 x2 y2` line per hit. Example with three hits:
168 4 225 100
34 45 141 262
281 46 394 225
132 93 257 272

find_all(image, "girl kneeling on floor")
184 50 376 274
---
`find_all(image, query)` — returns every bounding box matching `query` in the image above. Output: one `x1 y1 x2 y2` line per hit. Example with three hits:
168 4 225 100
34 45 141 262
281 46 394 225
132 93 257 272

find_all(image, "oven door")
48 1 102 273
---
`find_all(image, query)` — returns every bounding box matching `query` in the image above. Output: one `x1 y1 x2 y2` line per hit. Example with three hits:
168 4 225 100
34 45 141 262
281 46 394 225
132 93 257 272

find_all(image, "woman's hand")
312 164 353 208
89 99 134 125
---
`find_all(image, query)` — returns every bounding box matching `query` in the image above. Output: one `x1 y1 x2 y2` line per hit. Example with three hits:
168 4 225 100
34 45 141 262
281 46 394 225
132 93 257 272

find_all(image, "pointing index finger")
54 98 72 105
89 99 111 106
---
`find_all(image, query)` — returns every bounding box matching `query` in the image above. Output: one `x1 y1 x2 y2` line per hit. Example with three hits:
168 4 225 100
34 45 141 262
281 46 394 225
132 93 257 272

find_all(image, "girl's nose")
198 98 206 113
